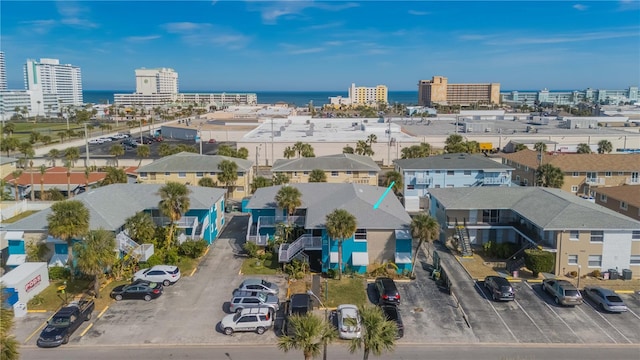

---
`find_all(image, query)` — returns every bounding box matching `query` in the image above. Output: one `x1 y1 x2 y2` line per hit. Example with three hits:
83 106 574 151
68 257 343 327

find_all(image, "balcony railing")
247 234 269 246
278 234 323 262
152 216 199 228
483 176 510 185
258 215 305 227
414 176 432 185
585 177 605 185
626 177 640 185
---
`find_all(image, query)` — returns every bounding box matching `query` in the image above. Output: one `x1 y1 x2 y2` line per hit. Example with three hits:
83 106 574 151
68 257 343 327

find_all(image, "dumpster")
608 269 619 280
622 269 632 280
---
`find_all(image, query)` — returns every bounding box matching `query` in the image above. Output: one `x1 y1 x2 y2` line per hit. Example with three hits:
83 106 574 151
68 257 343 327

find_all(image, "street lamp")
577 265 582 289
307 290 328 360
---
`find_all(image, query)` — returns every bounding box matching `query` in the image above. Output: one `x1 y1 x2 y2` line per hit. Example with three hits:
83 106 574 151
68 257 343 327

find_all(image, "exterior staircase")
278 234 322 263
455 218 473 257
116 231 154 262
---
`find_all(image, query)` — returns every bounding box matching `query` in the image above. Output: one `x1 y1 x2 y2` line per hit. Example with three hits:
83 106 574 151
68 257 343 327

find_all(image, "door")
632 172 639 184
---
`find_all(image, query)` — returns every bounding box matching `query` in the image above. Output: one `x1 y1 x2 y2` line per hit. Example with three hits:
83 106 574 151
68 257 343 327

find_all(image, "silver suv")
542 279 583 306
220 307 274 335
229 290 279 313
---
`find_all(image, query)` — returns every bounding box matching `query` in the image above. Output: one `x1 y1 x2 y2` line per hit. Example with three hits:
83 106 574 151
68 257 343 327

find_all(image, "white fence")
0 201 54 221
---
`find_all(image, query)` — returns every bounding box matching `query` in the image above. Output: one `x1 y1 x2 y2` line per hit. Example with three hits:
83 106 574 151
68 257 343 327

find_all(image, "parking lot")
80 135 221 159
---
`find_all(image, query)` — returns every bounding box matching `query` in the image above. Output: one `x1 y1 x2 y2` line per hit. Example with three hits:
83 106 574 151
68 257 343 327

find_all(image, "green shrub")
139 254 164 268
178 240 208 258
569 270 578 277
591 269 602 278
164 247 180 264
48 266 70 280
326 268 337 279
243 242 259 258
523 249 555 277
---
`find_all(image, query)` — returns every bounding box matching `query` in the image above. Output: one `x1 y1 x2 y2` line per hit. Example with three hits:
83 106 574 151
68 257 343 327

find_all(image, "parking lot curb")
27 310 47 313
526 279 543 283
614 290 635 294
505 278 522 283
97 306 109 319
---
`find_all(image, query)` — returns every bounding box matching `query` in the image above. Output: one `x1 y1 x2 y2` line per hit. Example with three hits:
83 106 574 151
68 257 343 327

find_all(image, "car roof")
240 307 271 315
242 278 268 286
338 304 358 316
290 293 311 307
486 276 511 285
380 305 400 319
587 287 615 295
232 290 261 297
150 265 178 271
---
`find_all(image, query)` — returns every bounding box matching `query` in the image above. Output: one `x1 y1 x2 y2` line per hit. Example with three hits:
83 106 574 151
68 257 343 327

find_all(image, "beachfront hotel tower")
418 76 500 107
349 83 388 105
0 51 7 91
135 67 179 95
23 58 83 105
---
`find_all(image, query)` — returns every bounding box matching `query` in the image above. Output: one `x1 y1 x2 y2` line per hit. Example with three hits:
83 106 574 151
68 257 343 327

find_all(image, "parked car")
284 293 312 335
110 280 163 301
336 304 362 339
220 307 274 335
229 290 280 313
484 276 515 301
133 265 181 286
375 277 401 305
380 304 404 339
583 286 628 312
37 299 94 347
208 138 216 143
99 137 112 142
542 279 583 306
88 138 104 144
236 278 280 295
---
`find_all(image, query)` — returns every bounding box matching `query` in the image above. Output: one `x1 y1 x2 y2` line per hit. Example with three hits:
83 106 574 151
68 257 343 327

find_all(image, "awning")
6 254 26 266
395 252 412 264
330 252 338 264
48 254 68 268
351 252 369 266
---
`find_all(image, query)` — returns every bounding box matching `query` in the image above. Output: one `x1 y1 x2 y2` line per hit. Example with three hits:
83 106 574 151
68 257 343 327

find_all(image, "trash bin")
622 269 632 280
608 269 619 280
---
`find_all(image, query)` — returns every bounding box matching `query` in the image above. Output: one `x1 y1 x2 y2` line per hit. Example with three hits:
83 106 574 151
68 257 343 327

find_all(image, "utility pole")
84 122 90 166
255 145 260 179
387 118 391 166
271 119 274 166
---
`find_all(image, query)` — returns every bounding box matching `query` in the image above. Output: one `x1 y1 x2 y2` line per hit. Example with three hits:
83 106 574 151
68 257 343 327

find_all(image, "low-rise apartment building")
501 149 640 195
429 187 640 278
271 154 380 186
593 185 640 222
135 152 253 200
394 153 513 212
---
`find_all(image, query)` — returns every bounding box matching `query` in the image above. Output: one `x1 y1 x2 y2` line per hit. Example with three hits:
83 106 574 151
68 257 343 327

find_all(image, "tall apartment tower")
0 51 7 90
348 83 388 105
135 68 179 95
418 76 500 107
24 58 83 105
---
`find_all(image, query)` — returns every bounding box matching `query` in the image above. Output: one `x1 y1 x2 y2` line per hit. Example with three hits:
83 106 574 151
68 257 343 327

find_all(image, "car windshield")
261 280 272 288
258 293 267 302
565 289 579 296
500 286 513 292
49 317 70 327
232 313 242 322
606 295 623 303
168 268 179 275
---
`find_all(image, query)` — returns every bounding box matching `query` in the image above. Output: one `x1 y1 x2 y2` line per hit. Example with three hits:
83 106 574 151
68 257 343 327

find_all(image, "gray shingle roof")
3 184 225 232
136 152 253 173
429 187 640 230
1 157 19 166
245 183 410 230
272 154 380 172
394 153 513 171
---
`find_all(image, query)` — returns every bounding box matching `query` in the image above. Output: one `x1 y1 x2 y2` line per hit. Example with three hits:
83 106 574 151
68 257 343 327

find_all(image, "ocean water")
82 90 420 107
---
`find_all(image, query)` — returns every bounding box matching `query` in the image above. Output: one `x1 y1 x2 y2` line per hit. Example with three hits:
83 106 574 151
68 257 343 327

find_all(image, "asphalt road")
19 343 640 360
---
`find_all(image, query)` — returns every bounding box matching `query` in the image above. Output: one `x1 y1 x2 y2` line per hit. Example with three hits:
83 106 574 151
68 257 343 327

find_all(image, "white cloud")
250 1 358 25
289 47 325 55
408 10 430 16
20 20 56 34
306 22 343 31
55 1 98 29
164 22 201 33
618 0 640 11
163 22 250 50
572 4 588 11
486 29 639 45
125 35 161 43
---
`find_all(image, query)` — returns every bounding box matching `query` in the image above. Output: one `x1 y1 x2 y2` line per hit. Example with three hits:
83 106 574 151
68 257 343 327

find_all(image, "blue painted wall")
321 231 368 273
249 208 276 224
403 169 512 198
8 240 25 255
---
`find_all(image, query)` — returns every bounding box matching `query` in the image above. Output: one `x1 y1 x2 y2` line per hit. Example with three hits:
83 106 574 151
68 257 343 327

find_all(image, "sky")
1 1 639 91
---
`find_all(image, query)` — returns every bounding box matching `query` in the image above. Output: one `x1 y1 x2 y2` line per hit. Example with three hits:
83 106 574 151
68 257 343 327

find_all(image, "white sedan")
336 304 362 339
88 138 104 144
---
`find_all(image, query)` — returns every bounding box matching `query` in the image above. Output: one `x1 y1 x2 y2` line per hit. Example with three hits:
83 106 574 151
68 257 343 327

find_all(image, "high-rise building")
349 83 388 105
0 51 7 91
418 76 500 107
24 58 83 105
135 67 179 95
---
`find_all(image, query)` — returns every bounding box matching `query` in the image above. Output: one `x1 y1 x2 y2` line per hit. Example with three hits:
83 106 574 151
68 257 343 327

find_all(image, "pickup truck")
542 279 583 306
284 293 312 335
37 299 95 347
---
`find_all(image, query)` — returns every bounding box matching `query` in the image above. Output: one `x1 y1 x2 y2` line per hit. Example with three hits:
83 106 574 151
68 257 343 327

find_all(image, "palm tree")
343 145 355 154
283 146 296 159
47 148 60 167
10 170 22 201
275 185 302 223
64 147 80 167
217 160 238 200
100 167 127 185
410 213 440 274
198 177 216 187
576 143 592 154
109 144 125 167
384 171 403 196
278 313 337 360
273 172 289 185
251 176 272 193
1 136 19 157
308 169 327 183
158 182 191 249
84 167 91 192
0 287 20 360
136 144 151 166
74 229 116 297
348 305 397 360
597 140 613 154
535 164 564 188
533 142 548 153
292 142 306 158
300 144 315 158
47 200 90 280
514 143 528 152
39 165 47 200
325 209 357 280
366 134 377 145
124 211 157 244
444 134 466 153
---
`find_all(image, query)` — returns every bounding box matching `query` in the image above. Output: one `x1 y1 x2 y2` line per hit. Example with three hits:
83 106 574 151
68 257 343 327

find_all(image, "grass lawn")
240 255 280 275
1 210 39 223
322 277 367 308
176 256 198 277
28 279 91 311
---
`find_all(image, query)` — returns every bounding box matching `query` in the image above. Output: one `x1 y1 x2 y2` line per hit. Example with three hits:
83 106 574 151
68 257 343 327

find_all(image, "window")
590 231 603 243
238 172 244 176
524 166 529 172
572 172 579 177
515 175 520 182
632 231 640 240
446 184 454 188
571 186 578 193
435 170 441 174
303 171 309 175
369 171 376 176
236 186 244 192
464 170 471 176
178 172 186 178
569 230 579 240
482 209 499 223
407 171 414 176
588 255 602 267
331 171 338 177
346 171 352 175
618 171 624 176
165 172 170 176
196 172 204 177
631 255 640 265
620 202 628 210
600 194 607 202
354 229 367 242
568 255 578 265
523 179 528 185
407 185 415 190
605 171 612 177
434 184 441 188
140 172 148 178
447 170 454 176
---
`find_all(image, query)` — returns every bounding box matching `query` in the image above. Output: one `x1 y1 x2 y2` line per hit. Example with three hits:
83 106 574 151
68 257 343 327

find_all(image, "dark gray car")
484 276 515 301
583 287 628 312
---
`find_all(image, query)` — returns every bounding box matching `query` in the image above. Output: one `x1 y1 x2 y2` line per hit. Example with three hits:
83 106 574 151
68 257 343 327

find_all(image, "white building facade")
24 58 83 106
135 67 179 95
0 51 7 91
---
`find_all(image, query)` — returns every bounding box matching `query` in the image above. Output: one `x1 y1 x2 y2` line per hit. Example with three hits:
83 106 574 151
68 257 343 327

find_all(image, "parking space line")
522 281 584 343
473 281 519 343
580 301 631 344
97 306 109 319
80 323 94 337
24 314 54 344
514 299 551 343
625 307 640 321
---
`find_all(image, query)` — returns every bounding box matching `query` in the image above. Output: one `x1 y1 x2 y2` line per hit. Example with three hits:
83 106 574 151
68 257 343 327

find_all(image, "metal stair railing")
117 231 142 263
278 234 322 263
455 218 473 257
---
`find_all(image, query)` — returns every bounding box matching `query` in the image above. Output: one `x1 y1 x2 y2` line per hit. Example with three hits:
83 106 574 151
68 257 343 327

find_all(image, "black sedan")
110 280 163 301
380 304 404 339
